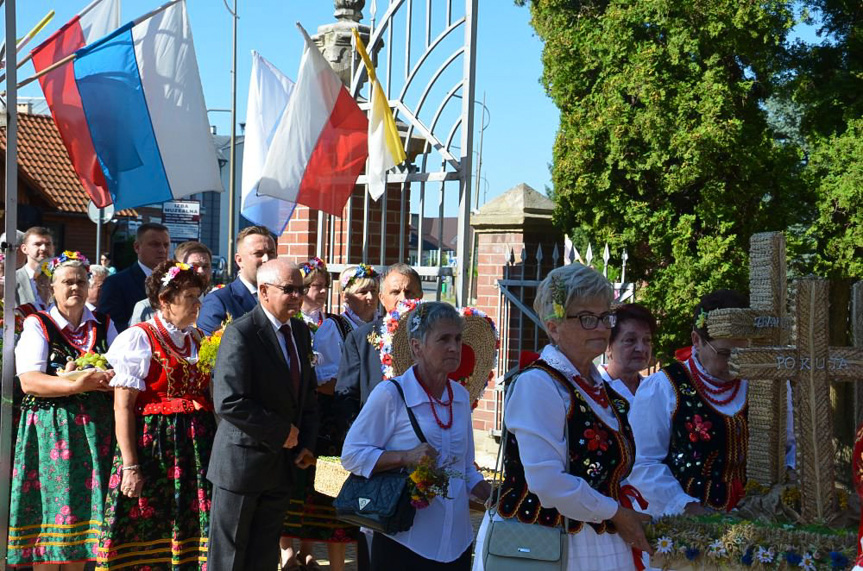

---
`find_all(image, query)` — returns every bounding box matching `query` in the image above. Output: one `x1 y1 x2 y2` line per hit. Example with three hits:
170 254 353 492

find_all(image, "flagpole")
224 0 238 276
0 10 54 85
0 1 19 567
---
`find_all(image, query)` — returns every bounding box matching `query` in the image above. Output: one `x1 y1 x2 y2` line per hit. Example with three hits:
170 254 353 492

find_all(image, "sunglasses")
264 283 309 296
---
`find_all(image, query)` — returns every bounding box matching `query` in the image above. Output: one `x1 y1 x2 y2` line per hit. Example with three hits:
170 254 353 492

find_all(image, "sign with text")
162 200 201 242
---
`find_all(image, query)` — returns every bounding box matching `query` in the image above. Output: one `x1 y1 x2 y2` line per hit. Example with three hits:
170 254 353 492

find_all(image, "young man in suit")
97 222 170 331
197 225 276 335
15 227 54 309
207 258 319 571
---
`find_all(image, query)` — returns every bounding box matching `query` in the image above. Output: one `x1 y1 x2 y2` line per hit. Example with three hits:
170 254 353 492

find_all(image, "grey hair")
534 264 613 322
50 260 88 284
89 265 109 282
382 263 421 286
256 258 298 287
408 301 463 344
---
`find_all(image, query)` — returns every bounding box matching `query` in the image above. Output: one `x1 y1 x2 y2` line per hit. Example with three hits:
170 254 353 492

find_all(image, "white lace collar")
539 344 604 387
688 346 728 385
152 311 194 344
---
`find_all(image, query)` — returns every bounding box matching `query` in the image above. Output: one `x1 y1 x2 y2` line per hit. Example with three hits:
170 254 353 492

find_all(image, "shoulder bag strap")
388 379 428 444
489 370 570 530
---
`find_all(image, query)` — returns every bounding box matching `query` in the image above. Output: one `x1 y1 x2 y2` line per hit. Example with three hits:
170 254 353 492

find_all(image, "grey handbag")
482 375 568 570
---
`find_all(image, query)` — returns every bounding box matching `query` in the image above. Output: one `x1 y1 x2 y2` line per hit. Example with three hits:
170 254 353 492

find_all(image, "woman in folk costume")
628 289 750 517
280 263 378 571
598 303 656 405
8 252 118 569
97 261 215 570
474 263 652 571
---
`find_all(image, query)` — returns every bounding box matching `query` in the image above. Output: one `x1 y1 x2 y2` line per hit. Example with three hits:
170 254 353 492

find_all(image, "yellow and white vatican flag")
352 28 407 201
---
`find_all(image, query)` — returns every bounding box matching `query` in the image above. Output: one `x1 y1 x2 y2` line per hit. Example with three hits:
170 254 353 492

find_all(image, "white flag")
241 51 298 234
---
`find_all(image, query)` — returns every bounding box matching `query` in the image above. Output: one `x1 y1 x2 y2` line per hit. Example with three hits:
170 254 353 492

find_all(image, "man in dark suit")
97 222 169 331
197 225 276 335
207 258 319 571
334 263 424 425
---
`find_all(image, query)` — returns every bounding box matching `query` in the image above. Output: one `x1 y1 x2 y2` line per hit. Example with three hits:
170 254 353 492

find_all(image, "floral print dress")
7 310 115 566
97 314 215 570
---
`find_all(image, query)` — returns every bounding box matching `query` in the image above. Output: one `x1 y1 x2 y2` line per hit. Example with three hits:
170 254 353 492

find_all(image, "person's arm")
333 327 364 430
196 290 227 336
312 319 342 384
212 324 293 450
297 324 320 461
15 315 114 396
628 372 701 516
114 387 144 498
341 381 434 477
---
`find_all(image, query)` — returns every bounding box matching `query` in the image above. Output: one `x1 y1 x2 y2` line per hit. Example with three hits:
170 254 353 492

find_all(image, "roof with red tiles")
0 112 134 216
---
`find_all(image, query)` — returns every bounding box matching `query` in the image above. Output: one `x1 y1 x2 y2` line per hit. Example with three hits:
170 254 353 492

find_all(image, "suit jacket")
207 304 319 494
14 266 36 306
198 278 256 335
97 262 147 332
333 318 385 431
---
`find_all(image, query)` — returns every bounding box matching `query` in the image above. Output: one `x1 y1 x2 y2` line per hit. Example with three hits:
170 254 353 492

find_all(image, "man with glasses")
207 258 319 570
628 289 751 517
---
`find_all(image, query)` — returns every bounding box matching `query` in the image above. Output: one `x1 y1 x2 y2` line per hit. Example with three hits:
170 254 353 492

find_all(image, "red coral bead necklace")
688 356 741 406
414 368 454 430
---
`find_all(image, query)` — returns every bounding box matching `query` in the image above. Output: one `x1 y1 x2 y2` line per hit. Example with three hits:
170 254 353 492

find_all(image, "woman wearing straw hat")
342 301 491 570
475 263 653 571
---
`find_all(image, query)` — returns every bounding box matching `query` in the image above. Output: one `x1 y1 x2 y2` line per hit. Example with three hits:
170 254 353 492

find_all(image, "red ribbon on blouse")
619 484 649 571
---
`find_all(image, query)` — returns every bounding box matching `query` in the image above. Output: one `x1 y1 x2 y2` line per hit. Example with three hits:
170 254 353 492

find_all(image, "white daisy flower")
656 537 673 554
799 552 816 571
755 546 775 563
707 540 726 558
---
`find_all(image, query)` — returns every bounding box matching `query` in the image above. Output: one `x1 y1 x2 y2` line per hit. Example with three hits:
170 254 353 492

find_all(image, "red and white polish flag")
256 23 369 217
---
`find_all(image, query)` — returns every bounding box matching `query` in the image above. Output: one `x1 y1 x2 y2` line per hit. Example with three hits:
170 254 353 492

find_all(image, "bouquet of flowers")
408 456 461 509
198 316 232 376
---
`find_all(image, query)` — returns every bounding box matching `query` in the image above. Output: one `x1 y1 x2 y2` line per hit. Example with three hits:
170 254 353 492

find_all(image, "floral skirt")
281 466 359 543
96 410 215 570
7 392 114 566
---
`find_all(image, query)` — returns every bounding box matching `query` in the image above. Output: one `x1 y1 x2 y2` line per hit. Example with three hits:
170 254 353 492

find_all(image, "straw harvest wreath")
372 299 499 408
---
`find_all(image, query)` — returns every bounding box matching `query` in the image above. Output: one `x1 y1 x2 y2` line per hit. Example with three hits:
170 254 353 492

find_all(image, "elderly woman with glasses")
8 252 117 570
628 289 750 517
599 303 657 404
475 263 652 571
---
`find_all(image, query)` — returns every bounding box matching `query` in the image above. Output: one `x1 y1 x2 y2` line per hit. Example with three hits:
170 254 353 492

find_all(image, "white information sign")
162 200 201 242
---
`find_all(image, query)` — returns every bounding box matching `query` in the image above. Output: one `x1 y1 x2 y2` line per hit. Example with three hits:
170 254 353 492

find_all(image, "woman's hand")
400 443 437 468
72 369 115 393
121 468 144 498
611 506 653 555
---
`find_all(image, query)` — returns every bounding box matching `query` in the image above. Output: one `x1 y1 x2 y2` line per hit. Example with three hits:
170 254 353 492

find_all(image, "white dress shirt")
238 274 257 296
137 261 154 278
106 312 199 391
472 344 636 571
627 351 748 517
313 306 369 384
598 364 639 405
24 264 46 310
259 306 302 370
342 366 484 563
16 305 119 374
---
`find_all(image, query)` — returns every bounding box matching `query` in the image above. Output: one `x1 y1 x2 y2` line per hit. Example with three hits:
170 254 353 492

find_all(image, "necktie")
279 324 302 397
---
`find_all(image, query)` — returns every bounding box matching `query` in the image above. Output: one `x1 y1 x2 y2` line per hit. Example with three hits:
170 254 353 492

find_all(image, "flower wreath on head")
373 298 424 380
550 273 568 320
341 263 378 291
161 262 192 288
41 251 90 280
695 307 709 330
300 257 327 278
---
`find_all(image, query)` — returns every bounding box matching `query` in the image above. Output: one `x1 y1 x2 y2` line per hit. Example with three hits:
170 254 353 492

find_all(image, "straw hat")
374 300 499 408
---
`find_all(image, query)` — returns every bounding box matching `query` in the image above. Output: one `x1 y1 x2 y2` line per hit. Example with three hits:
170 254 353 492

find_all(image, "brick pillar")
469 183 562 434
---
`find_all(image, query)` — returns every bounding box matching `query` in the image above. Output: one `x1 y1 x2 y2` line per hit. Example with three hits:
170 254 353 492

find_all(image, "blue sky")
9 0 558 215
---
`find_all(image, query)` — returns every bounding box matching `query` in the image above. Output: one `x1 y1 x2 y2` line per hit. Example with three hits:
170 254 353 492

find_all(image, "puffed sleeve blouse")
105 312 199 391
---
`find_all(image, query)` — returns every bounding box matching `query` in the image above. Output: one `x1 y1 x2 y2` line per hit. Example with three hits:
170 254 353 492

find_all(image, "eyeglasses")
264 283 309 296
565 311 617 330
703 338 733 359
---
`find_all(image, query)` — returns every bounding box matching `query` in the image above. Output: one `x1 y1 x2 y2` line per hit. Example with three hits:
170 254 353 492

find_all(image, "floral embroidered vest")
496 360 635 534
133 322 212 415
21 311 112 411
662 361 748 511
